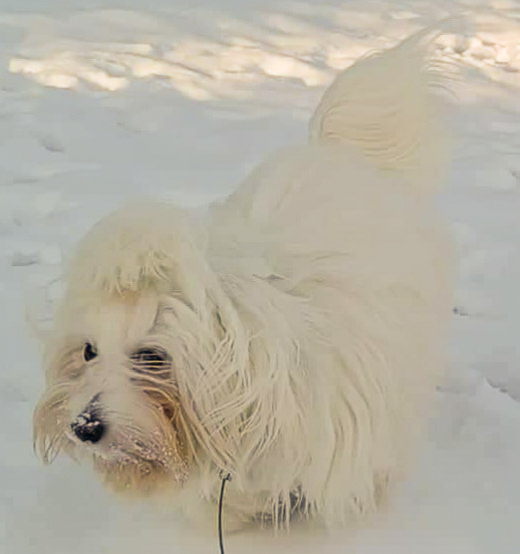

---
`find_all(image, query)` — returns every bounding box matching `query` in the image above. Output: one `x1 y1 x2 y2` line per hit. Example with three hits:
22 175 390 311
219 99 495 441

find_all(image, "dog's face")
33 291 190 495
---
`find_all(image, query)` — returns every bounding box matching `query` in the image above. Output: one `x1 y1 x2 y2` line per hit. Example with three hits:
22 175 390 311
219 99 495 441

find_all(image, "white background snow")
1 0 519 553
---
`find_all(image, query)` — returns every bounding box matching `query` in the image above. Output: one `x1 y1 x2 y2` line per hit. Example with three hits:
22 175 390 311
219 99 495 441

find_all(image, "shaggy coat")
34 32 454 529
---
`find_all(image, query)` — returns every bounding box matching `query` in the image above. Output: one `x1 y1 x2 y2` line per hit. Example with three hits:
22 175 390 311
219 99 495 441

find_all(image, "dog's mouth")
95 437 177 466
93 445 166 472
88 431 189 494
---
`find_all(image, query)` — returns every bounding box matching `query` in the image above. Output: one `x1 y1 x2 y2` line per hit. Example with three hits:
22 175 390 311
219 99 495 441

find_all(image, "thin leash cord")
218 473 231 554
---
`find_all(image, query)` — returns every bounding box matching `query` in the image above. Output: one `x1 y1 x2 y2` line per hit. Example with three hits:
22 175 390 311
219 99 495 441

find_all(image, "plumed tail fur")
309 30 455 186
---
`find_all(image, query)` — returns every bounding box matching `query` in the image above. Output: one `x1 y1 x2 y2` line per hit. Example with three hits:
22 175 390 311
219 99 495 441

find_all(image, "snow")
1 0 520 552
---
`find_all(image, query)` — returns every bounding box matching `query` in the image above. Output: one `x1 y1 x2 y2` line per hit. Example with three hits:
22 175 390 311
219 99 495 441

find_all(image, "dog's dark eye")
83 342 98 362
131 348 169 366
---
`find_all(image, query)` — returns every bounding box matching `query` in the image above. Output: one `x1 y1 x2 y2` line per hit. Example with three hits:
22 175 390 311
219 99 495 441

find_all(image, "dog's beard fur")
34 382 189 496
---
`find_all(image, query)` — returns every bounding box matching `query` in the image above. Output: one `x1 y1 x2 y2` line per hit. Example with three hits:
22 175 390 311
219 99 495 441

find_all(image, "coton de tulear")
34 32 454 530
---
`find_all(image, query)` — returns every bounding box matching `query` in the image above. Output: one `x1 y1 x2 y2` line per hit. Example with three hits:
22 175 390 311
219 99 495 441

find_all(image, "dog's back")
208 31 454 283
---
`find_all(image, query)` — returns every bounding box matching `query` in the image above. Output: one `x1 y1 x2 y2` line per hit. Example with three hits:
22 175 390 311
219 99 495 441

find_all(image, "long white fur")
35 33 454 529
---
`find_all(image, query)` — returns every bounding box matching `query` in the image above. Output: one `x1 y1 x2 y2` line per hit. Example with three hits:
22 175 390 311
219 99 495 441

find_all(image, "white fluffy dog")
34 33 454 530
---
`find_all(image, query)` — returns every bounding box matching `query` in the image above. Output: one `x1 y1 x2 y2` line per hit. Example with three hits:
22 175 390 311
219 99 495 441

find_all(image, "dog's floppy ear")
65 203 212 309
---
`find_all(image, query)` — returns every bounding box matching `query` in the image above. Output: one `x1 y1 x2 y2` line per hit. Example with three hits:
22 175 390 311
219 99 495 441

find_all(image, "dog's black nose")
71 413 105 443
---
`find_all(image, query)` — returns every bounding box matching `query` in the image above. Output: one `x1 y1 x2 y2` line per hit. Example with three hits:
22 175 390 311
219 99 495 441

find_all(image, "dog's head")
33 202 303 504
33 203 236 495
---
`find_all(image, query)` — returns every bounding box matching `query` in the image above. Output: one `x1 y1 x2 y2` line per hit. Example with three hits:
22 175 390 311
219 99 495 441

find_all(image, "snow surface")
1 0 520 553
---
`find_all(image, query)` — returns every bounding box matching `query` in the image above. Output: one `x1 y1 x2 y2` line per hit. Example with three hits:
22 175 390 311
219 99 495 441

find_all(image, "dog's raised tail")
309 30 455 187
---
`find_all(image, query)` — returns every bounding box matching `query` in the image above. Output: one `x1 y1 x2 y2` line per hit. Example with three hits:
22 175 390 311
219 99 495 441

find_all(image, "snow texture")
1 0 519 553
